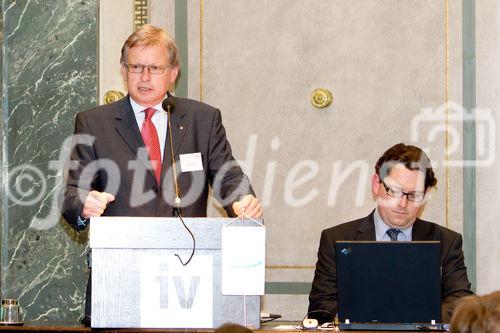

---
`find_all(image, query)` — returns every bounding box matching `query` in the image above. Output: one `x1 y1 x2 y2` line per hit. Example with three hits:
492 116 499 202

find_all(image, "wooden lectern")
89 217 262 328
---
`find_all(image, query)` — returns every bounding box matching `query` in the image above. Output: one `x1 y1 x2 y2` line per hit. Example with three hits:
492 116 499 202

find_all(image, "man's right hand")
81 191 115 219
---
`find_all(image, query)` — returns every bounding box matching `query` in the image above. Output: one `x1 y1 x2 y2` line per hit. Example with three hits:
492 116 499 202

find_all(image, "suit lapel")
113 96 155 179
161 97 188 181
171 106 188 157
355 210 377 240
162 100 188 163
411 219 433 240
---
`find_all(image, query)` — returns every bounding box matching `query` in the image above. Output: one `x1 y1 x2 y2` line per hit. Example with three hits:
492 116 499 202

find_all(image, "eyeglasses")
381 180 425 203
125 64 171 75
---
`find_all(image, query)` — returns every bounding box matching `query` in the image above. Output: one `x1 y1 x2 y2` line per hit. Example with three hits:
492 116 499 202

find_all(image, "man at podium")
61 24 262 324
62 23 262 228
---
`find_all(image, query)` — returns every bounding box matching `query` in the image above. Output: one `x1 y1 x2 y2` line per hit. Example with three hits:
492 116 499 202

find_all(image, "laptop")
335 241 445 331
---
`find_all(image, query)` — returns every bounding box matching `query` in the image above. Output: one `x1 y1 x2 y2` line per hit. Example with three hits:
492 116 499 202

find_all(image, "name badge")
179 152 203 172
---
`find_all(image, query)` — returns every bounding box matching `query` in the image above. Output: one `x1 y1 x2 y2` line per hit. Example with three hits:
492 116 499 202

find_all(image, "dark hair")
450 291 500 333
375 143 437 190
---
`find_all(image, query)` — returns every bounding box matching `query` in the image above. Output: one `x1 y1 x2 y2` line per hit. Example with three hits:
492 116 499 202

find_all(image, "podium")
89 217 263 328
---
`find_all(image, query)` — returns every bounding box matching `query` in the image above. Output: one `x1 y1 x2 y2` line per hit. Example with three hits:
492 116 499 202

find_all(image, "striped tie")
386 228 401 241
141 108 162 183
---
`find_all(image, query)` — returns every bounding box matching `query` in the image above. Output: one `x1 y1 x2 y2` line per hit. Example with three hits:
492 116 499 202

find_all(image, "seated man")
308 143 473 323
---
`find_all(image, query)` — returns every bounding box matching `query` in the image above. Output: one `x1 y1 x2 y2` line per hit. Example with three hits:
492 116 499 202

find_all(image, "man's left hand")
232 194 263 219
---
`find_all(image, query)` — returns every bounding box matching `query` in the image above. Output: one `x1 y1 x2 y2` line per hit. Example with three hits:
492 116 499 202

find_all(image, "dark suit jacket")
308 210 473 324
62 95 254 230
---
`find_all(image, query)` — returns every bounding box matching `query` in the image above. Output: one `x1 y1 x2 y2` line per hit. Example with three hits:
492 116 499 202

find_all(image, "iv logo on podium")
139 256 213 328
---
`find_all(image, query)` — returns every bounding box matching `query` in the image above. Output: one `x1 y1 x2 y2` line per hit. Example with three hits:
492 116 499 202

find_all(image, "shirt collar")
129 96 166 115
374 208 413 241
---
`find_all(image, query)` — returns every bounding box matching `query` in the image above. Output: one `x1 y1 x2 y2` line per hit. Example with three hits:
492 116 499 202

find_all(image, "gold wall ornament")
310 88 333 108
103 90 125 104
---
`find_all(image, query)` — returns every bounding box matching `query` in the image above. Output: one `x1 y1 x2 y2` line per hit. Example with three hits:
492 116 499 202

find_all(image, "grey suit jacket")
61 95 254 230
308 210 473 324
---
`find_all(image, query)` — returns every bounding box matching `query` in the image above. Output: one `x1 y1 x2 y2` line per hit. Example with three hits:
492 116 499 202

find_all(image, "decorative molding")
266 265 315 269
445 0 450 228
462 0 477 292
134 0 149 29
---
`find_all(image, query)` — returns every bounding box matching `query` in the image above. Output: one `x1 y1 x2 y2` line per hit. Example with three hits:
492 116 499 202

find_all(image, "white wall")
98 0 133 102
98 0 500 320
476 0 500 295
196 0 467 319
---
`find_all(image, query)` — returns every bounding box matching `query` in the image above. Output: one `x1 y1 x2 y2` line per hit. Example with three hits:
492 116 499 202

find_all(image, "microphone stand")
165 96 195 266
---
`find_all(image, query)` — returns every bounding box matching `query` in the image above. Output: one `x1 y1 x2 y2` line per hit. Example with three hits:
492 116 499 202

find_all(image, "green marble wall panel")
1 0 97 323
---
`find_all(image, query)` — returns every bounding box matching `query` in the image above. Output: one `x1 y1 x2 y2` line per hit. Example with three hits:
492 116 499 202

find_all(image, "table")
0 322 442 333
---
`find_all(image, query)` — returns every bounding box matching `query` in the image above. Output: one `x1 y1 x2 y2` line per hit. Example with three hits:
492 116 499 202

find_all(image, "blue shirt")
373 208 413 241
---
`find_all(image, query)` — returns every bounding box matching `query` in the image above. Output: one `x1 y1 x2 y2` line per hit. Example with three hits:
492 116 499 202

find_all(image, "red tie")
141 108 162 183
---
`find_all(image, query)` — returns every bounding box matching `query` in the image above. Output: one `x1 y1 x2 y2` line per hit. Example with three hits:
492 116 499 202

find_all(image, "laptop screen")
335 241 442 324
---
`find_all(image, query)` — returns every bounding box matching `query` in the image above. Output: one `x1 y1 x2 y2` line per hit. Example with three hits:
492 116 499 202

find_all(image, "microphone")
161 92 176 112
162 93 195 267
162 93 181 214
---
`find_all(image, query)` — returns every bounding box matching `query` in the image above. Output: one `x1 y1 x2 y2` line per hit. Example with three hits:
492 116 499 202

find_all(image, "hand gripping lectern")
89 216 263 328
